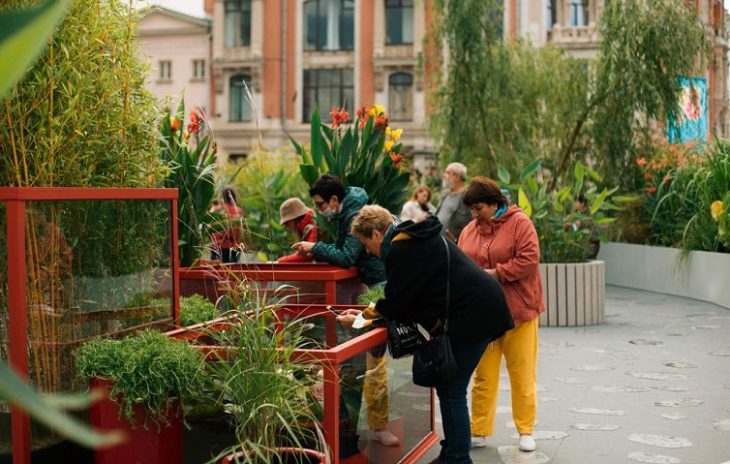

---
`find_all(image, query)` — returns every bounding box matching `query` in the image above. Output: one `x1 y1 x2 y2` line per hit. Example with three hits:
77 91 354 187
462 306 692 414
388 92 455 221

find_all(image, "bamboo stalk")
3 98 23 186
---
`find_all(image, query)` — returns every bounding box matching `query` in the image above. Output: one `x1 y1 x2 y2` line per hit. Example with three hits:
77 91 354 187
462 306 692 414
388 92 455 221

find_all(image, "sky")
135 0 207 18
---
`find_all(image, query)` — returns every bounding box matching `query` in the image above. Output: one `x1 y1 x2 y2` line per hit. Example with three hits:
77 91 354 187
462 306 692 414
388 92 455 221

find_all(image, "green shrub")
75 330 208 427
180 294 218 327
222 148 309 261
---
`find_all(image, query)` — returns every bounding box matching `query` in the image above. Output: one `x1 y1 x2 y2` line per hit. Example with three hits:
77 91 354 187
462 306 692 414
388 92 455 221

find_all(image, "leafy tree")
428 0 709 191
428 0 589 178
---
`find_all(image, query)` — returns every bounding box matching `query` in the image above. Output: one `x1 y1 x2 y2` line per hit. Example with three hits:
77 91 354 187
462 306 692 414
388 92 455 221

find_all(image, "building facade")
139 1 728 164
137 7 212 116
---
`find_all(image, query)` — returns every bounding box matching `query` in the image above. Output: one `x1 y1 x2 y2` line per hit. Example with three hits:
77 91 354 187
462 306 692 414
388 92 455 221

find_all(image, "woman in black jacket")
343 205 513 464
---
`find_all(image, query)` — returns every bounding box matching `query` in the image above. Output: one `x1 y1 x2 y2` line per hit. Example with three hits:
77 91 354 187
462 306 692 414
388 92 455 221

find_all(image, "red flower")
374 115 388 128
647 186 657 194
356 106 367 118
636 157 647 168
389 153 403 168
187 111 201 134
644 171 653 180
329 107 350 128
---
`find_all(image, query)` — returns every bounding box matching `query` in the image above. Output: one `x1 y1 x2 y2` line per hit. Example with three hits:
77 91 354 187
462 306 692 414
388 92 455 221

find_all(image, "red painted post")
171 198 180 326
7 200 30 464
322 360 340 462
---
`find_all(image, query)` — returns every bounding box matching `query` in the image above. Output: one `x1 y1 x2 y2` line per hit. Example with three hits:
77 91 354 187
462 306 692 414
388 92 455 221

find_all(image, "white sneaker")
519 434 536 452
370 429 399 446
471 436 488 448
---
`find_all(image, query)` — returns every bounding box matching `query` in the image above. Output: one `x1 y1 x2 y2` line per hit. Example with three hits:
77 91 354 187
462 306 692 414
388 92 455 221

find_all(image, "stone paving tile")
416 286 730 464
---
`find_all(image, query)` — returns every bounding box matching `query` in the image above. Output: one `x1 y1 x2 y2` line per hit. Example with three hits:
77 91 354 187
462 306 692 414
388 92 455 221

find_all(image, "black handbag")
412 235 457 387
385 318 424 359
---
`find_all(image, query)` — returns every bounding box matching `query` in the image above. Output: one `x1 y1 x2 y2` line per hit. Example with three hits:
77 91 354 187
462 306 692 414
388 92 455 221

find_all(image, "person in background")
210 187 244 263
566 193 600 259
345 205 513 464
400 185 437 222
435 162 471 242
458 176 544 453
277 198 317 263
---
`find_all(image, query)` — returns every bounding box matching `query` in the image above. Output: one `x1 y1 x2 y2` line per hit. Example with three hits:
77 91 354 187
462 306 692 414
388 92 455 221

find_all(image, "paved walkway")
418 286 730 464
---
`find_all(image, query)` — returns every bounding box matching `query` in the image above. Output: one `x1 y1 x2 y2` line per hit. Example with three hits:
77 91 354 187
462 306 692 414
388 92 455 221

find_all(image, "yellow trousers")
470 317 538 436
364 352 389 430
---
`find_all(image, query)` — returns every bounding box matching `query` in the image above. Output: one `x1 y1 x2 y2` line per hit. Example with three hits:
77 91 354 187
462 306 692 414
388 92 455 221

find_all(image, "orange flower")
711 200 725 221
644 171 653 180
647 186 657 194
329 107 350 128
636 157 647 168
374 115 388 128
389 153 402 168
187 111 201 134
170 117 180 132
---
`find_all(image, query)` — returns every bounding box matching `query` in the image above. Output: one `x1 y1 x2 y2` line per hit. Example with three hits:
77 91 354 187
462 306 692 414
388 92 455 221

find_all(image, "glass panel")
224 3 239 47
24 200 172 395
339 1 354 50
230 75 252 122
389 73 413 121
240 0 252 46
386 1 413 45
304 1 318 50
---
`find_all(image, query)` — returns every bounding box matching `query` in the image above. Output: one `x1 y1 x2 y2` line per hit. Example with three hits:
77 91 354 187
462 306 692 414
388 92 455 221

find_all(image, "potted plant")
75 329 209 464
207 294 327 464
502 160 622 326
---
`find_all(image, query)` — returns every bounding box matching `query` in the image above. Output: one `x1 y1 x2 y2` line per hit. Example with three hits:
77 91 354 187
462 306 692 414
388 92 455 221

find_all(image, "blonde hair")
351 205 393 239
411 185 432 202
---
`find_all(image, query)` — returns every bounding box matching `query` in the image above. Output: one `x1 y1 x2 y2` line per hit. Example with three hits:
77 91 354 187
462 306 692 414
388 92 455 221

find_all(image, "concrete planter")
598 242 730 310
538 260 605 327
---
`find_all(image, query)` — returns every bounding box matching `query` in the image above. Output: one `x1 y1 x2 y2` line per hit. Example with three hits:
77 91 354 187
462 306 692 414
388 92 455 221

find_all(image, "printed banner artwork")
668 76 708 144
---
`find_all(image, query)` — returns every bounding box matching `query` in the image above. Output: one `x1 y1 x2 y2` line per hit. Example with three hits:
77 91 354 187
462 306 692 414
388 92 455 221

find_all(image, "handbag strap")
440 234 451 333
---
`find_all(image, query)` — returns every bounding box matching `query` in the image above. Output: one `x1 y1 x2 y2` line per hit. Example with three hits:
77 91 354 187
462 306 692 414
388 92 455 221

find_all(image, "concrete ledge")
597 242 730 310
539 261 605 327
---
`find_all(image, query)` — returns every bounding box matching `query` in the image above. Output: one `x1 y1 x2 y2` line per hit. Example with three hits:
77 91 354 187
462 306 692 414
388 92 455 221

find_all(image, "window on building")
570 0 589 27
229 74 252 122
159 60 171 80
388 73 413 121
225 0 252 47
302 68 354 122
192 59 206 80
546 0 557 29
386 0 413 45
304 0 354 51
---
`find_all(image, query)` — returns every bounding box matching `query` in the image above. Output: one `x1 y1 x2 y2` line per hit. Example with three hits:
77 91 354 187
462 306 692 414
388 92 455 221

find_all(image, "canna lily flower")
170 117 180 132
384 140 394 152
369 104 386 117
389 153 403 168
390 128 403 141
711 200 724 221
329 107 350 128
636 157 647 168
374 115 388 128
647 186 657 194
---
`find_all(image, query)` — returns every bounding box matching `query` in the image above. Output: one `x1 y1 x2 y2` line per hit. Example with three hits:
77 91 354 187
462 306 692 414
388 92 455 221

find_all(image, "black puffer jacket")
376 216 514 348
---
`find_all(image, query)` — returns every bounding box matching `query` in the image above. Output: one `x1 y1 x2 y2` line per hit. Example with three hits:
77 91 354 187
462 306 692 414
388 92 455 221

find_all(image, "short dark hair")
462 176 506 207
309 174 346 202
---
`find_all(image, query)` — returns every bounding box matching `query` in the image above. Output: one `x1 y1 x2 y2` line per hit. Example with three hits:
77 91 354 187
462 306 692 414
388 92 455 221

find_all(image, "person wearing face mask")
457 176 544 453
435 162 472 242
292 174 386 296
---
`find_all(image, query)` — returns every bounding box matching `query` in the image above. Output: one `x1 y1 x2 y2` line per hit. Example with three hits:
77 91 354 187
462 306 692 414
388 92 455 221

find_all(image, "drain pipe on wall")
280 0 287 132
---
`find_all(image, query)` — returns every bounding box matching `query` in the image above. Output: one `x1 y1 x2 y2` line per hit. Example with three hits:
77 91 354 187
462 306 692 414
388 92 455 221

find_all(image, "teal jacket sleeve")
311 234 362 268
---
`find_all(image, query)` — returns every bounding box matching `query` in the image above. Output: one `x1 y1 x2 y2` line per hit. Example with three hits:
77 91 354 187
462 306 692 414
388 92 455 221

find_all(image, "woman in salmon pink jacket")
457 176 545 453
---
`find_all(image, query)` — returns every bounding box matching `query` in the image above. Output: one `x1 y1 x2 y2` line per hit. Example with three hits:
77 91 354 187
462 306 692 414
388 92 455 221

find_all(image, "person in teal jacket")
292 174 386 291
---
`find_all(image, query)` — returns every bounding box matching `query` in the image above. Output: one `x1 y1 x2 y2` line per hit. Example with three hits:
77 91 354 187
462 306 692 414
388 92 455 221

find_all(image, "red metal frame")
179 262 359 305
0 187 178 464
166 304 439 464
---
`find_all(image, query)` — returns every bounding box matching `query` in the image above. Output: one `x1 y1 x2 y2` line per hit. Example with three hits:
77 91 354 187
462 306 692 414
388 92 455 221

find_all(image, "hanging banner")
668 76 708 144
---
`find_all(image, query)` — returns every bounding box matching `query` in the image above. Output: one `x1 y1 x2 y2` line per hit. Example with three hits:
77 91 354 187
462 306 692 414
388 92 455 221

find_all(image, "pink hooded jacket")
458 205 545 325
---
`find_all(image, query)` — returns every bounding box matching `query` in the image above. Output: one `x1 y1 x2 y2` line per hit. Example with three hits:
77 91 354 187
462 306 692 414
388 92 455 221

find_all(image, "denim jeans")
434 337 490 463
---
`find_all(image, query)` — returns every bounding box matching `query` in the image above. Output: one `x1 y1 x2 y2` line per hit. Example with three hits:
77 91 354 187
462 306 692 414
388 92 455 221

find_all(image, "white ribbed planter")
598 242 730 310
538 260 605 327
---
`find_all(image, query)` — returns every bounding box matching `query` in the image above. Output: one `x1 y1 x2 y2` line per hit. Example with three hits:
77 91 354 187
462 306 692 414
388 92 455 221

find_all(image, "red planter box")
89 378 183 464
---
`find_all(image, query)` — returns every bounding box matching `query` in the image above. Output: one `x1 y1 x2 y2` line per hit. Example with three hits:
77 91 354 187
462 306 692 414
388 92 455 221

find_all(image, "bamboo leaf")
497 166 511 184
518 188 532 217
0 0 69 97
310 106 323 168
